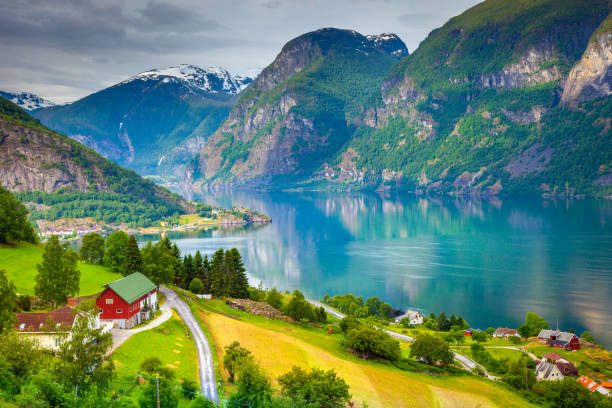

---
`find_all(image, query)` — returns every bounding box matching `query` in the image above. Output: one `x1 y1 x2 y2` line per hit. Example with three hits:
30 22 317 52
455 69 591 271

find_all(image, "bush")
189 278 205 295
181 379 199 399
17 294 31 311
471 331 487 343
191 395 216 408
339 316 361 333
345 326 401 361
265 288 283 310
409 333 454 367
509 335 522 344
277 366 351 408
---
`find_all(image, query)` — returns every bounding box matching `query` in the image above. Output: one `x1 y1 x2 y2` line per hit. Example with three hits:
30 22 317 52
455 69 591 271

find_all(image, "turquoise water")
138 192 612 347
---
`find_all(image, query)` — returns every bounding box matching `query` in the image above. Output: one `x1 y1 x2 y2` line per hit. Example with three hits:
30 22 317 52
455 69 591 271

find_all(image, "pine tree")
202 254 211 293
183 255 195 289
125 235 142 274
210 249 226 297
35 235 80 308
226 248 249 298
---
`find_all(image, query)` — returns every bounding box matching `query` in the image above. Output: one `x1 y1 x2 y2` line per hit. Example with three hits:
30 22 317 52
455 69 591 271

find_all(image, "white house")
535 360 564 381
395 310 424 325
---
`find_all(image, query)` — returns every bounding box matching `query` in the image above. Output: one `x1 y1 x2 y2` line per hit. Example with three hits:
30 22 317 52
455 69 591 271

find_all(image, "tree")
209 249 226 297
228 360 272 408
223 341 254 383
0 185 37 245
278 366 351 408
532 377 610 408
103 231 128 273
80 232 105 264
141 240 176 285
471 331 487 343
56 302 115 398
339 316 361 333
189 278 205 295
35 235 80 308
266 287 284 310
315 306 327 323
125 235 142 275
437 312 451 331
580 331 595 343
345 326 401 361
0 269 16 333
226 248 249 298
201 254 211 293
285 290 315 322
194 251 203 279
182 254 195 289
191 395 215 408
520 312 548 337
138 376 178 408
485 327 496 335
409 333 454 367
503 357 536 391
445 326 465 346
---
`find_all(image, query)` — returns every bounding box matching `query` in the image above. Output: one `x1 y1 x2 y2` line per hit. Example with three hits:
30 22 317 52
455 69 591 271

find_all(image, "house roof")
537 330 576 342
15 305 75 332
556 362 578 376
601 382 612 389
543 352 563 362
493 327 518 336
104 272 156 305
536 361 562 380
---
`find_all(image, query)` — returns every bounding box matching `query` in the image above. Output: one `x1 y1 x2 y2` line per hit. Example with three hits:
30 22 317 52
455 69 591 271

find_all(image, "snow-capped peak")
123 64 252 95
366 33 409 59
0 90 56 111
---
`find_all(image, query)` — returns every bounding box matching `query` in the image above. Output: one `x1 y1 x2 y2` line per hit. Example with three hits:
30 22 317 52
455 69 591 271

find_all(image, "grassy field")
112 312 199 407
0 243 120 295
190 298 536 408
526 344 612 381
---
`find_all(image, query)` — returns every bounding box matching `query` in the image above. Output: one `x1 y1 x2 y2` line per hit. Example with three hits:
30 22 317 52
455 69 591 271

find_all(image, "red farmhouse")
537 329 580 351
96 272 158 329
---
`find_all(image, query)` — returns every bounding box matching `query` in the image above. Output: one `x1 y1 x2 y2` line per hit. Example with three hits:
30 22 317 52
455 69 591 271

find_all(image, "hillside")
0 90 55 111
0 96 191 226
32 65 251 178
190 1 612 197
191 28 408 190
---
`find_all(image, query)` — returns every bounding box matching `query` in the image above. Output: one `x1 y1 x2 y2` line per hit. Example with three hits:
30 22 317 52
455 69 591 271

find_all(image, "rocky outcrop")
501 106 549 124
562 28 612 105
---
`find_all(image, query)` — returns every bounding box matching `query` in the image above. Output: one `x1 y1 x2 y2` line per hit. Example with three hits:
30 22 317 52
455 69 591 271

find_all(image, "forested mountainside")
33 65 251 178
190 0 611 198
191 29 408 190
0 96 192 226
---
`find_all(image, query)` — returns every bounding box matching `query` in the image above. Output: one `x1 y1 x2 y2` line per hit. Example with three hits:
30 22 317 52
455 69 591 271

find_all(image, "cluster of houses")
14 272 158 350
393 310 424 325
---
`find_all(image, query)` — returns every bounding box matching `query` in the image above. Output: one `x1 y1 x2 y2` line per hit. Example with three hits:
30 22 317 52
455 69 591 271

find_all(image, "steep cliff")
193 29 407 190
0 96 191 224
562 14 612 105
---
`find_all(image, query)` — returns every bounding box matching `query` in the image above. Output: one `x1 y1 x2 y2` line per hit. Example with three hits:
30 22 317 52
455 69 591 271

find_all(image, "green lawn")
111 314 199 407
0 242 120 295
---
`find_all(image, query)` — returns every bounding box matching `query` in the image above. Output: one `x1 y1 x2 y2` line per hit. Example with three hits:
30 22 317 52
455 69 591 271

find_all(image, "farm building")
537 330 580 350
577 376 611 396
535 360 564 381
96 272 158 329
492 328 520 338
394 310 424 325
540 352 579 377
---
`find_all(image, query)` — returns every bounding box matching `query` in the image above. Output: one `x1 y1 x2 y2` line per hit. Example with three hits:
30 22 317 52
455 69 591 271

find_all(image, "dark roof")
105 272 156 304
551 339 570 346
556 362 578 376
543 352 563 361
15 305 75 332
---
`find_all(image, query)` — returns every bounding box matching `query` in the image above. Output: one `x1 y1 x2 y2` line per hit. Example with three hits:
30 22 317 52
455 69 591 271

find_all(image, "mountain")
0 96 191 226
192 1 611 198
192 29 408 190
32 64 252 178
0 90 55 111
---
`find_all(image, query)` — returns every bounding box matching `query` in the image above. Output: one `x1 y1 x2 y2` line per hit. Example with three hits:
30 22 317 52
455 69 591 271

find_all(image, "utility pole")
156 376 160 408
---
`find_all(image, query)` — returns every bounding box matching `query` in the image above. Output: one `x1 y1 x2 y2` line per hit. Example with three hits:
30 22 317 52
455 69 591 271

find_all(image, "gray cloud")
0 0 479 101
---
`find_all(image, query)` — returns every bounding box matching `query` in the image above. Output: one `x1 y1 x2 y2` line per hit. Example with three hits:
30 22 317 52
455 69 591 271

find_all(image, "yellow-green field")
526 344 612 381
193 299 536 408
0 243 120 295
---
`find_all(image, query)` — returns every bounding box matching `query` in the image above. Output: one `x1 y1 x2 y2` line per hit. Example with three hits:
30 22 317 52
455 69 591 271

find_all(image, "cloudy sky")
0 0 480 103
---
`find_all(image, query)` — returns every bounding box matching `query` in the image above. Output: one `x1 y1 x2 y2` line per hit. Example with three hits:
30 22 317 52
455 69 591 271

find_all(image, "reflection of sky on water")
136 192 612 348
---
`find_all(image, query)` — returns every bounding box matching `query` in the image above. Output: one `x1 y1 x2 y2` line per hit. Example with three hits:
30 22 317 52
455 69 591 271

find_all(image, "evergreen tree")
140 240 176 285
182 255 195 289
171 243 182 283
0 269 16 333
35 235 80 308
194 250 203 278
226 248 249 298
201 254 211 293
103 231 128 273
125 235 142 275
209 249 226 297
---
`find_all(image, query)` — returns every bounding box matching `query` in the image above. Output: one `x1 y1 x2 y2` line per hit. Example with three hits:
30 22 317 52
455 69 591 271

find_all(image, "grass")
190 298 536 408
111 312 199 407
525 344 612 381
0 242 120 295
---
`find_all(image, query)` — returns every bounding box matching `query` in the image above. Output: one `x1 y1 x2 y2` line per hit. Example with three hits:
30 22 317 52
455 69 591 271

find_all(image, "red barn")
96 272 158 329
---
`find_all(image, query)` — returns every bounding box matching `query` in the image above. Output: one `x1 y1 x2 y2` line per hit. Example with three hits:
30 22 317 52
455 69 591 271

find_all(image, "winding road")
309 300 498 379
160 286 218 402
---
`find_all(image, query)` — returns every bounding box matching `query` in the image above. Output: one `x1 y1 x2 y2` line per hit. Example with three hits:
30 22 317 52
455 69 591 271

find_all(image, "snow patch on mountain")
366 33 409 58
0 91 56 111
122 64 252 95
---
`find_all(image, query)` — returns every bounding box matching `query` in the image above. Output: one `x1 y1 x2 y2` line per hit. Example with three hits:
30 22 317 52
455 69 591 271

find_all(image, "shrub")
189 278 205 295
277 366 351 408
181 379 199 400
409 333 454 367
339 316 361 333
345 326 401 361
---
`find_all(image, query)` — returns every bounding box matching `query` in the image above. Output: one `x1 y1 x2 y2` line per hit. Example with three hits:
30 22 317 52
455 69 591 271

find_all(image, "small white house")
395 310 424 325
535 361 564 381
